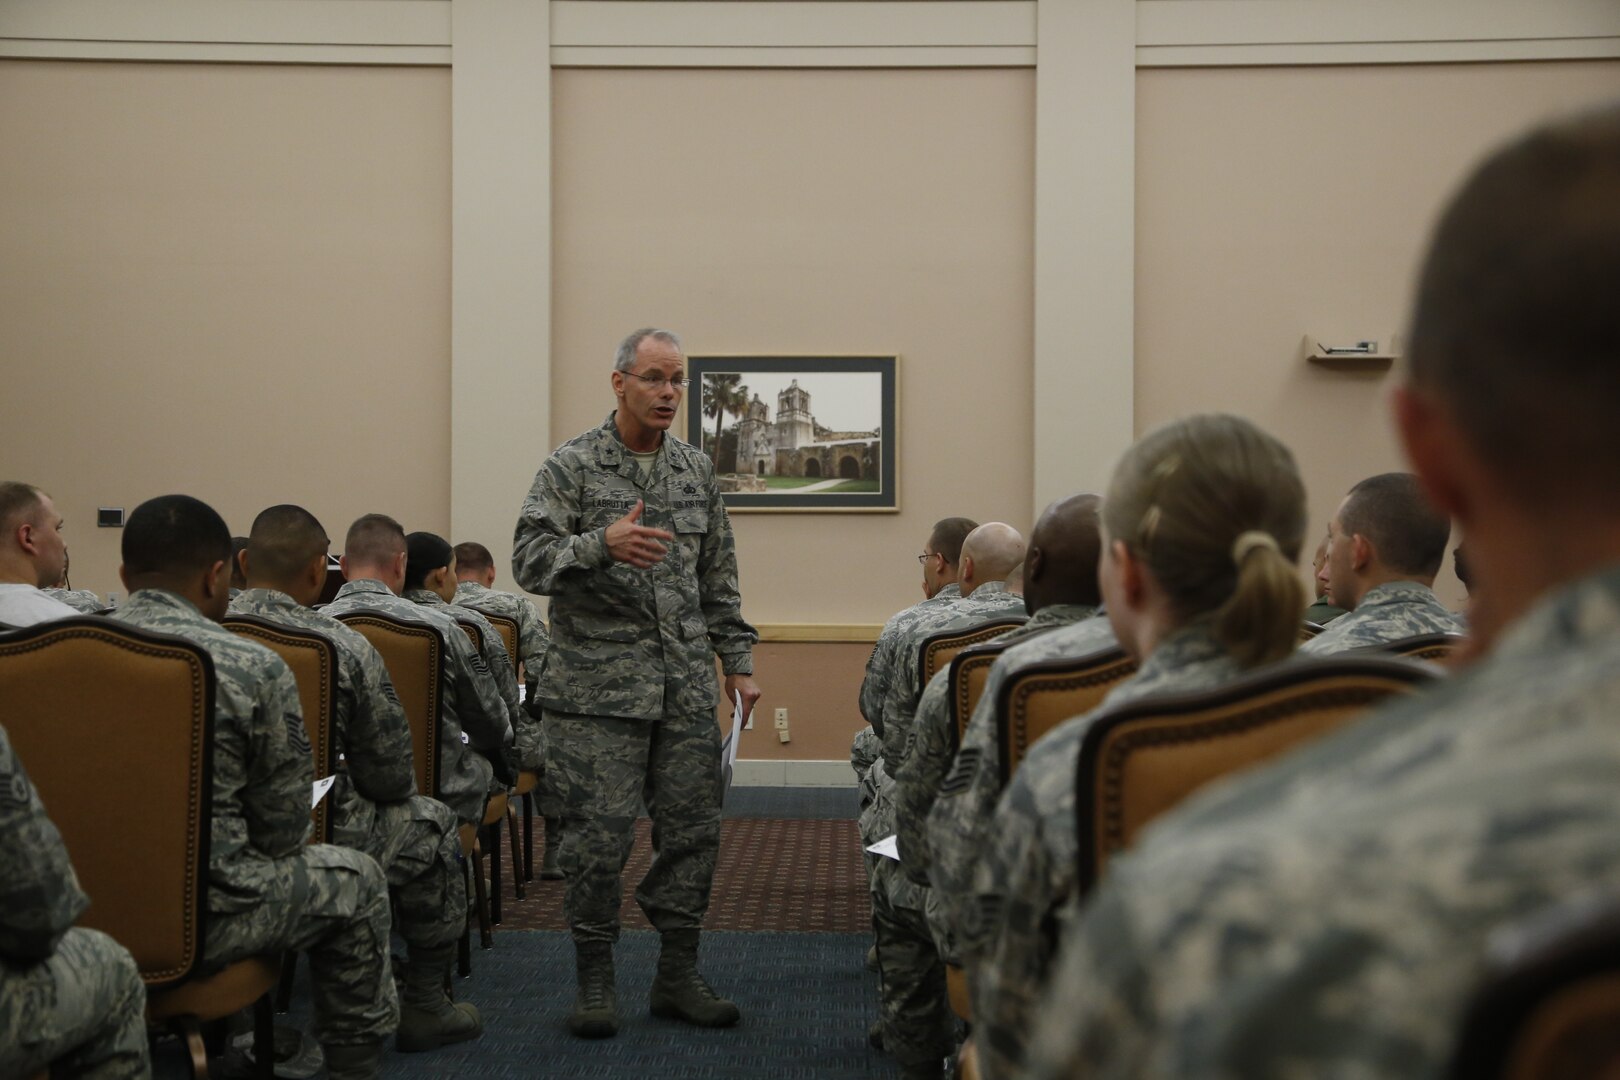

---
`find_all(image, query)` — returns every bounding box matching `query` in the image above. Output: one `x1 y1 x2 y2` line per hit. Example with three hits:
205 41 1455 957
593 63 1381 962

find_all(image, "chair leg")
483 822 503 926
274 950 297 1013
458 858 473 977
253 994 275 1080
522 791 534 882
471 840 494 950
176 1017 207 1080
506 799 525 901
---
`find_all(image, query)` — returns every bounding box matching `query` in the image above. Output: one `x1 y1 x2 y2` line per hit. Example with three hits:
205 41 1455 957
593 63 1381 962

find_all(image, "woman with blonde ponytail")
962 414 1308 1080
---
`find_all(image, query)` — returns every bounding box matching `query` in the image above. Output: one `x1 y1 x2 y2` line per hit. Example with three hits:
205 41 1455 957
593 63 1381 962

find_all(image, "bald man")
873 500 1105 1079
862 522 1028 1080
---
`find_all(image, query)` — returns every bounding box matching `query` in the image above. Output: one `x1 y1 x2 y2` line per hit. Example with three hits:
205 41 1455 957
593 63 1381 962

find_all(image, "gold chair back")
996 646 1138 787
1379 632 1466 663
455 617 483 653
222 615 337 843
482 613 520 676
1075 656 1437 893
918 618 1025 689
0 617 214 986
335 613 444 801
947 641 1015 749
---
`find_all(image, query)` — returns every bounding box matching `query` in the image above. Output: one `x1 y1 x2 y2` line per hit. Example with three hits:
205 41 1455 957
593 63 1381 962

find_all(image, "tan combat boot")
568 940 620 1038
649 929 740 1027
395 943 484 1052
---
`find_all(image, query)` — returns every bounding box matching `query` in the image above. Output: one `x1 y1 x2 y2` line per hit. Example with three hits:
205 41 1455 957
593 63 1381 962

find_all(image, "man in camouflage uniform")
321 514 512 825
863 522 1029 1080
110 495 396 1079
1302 471 1465 655
0 481 80 627
512 327 761 1038
229 505 481 1052
1025 105 1620 1080
1302 535 1347 625
402 531 527 781
0 724 149 1079
453 539 565 879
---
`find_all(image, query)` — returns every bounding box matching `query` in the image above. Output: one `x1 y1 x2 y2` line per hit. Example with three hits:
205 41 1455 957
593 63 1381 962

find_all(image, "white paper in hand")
865 834 901 861
311 774 337 809
726 690 744 770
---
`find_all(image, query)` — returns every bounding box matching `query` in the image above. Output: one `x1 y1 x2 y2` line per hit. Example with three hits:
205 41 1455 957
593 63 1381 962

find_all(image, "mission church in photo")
708 379 881 489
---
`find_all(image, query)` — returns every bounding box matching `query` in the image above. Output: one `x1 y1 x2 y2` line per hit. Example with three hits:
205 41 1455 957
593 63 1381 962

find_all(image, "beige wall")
1135 60 1620 609
550 67 1038 626
0 59 451 600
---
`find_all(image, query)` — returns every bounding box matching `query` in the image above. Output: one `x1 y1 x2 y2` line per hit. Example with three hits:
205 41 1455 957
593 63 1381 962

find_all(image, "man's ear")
392 550 408 581
1394 382 1471 524
237 548 251 582
339 554 355 581
1026 547 1045 585
202 559 228 599
118 563 131 591
306 553 328 594
15 521 37 555
1350 533 1374 573
1114 539 1144 608
482 566 497 589
958 553 976 585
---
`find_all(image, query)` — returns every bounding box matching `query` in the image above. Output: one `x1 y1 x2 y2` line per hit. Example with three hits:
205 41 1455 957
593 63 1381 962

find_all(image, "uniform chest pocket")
673 506 708 535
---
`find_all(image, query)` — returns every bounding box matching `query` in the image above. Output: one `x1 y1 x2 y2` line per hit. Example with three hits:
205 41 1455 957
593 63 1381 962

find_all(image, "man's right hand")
604 499 674 568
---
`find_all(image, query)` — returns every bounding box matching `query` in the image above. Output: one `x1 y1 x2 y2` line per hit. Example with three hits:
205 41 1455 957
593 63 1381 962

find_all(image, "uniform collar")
453 581 487 600
404 588 448 607
596 411 690 475
1025 603 1096 629
963 580 1010 600
334 579 393 599
232 587 298 610
1355 579 1442 610
127 587 205 618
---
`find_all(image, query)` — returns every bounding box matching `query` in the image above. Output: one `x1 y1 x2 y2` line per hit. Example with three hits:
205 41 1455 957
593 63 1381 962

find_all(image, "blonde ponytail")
1215 537 1307 667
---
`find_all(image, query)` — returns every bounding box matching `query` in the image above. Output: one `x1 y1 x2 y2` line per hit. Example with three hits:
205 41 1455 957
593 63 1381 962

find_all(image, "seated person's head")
120 494 234 620
406 532 457 602
454 541 497 588
0 481 65 589
1310 537 1331 602
1023 493 1104 616
1452 543 1472 599
244 505 331 607
342 513 408 594
1100 413 1306 665
1321 473 1451 610
1396 103 1620 645
921 516 977 599
229 536 249 591
959 523 1026 596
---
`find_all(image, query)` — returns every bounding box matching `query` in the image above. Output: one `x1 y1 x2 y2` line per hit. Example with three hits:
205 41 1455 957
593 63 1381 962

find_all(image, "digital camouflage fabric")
1300 580 1465 655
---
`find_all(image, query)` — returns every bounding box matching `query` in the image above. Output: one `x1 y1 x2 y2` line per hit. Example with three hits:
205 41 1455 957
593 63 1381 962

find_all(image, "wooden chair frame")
1356 632 1467 663
946 640 1016 752
476 613 532 891
1073 655 1438 895
994 645 1138 789
916 618 1026 692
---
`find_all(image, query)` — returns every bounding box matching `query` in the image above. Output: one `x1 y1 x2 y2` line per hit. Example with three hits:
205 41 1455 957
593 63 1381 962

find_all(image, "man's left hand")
725 674 762 726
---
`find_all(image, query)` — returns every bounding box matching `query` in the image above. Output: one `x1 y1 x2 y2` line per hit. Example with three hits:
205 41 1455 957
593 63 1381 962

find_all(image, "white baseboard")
732 759 856 788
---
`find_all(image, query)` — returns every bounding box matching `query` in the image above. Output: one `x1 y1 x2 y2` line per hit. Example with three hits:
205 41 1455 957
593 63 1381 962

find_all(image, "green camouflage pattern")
111 589 398 1045
1303 597 1348 625
321 579 506 826
0 722 150 1078
968 620 1243 1080
454 580 554 775
228 589 465 950
547 709 722 945
926 614 1118 953
511 413 756 721
1300 579 1466 655
42 587 105 614
1026 565 1620 1080
859 584 961 736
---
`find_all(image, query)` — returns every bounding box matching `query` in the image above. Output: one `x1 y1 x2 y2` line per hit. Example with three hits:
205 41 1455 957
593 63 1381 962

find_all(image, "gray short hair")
614 328 683 372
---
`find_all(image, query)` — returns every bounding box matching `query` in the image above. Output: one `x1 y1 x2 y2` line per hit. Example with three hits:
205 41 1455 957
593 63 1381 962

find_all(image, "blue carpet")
723 785 858 820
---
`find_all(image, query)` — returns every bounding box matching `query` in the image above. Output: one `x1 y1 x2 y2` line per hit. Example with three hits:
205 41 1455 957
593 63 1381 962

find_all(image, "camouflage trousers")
0 927 149 1079
851 726 882 809
206 844 399 1046
518 699 564 819
336 794 465 950
548 709 723 945
873 879 955 1069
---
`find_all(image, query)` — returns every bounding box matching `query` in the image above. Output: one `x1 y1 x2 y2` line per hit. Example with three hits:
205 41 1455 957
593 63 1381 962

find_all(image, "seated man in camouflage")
862 521 1028 1080
402 532 525 779
1301 471 1465 654
0 481 80 627
111 495 396 1079
0 724 148 1079
1024 101 1620 1080
453 540 563 878
229 505 482 1052
1303 536 1348 625
321 514 511 825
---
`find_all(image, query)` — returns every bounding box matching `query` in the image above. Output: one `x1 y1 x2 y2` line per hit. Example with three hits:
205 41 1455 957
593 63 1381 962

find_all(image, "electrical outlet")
778 729 791 744
774 708 789 731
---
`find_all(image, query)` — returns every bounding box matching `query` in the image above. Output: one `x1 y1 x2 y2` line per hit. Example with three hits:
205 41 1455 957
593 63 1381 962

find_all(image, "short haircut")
1408 104 1620 501
928 517 978 566
229 536 250 587
344 513 406 567
1453 544 1473 592
614 328 682 372
0 481 46 534
1339 473 1451 579
405 531 453 591
122 494 232 578
454 541 494 575
247 505 329 583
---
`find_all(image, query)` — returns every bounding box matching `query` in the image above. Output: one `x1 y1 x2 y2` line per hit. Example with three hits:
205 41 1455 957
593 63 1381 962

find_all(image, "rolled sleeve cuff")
579 528 612 569
719 651 753 677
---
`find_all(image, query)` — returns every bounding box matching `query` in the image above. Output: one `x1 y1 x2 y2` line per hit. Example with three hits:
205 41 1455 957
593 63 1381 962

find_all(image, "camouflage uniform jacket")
1300 579 1465 655
453 581 551 676
1025 564 1620 1080
1303 596 1348 625
894 603 1098 887
111 589 314 913
320 579 504 826
0 723 90 962
42 588 104 614
227 588 417 848
860 584 961 735
403 589 522 731
511 412 757 721
926 614 1118 949
876 581 1029 766
968 620 1245 1080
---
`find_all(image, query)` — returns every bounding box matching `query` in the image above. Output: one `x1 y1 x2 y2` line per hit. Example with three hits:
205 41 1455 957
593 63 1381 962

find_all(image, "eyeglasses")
624 371 687 390
917 552 940 564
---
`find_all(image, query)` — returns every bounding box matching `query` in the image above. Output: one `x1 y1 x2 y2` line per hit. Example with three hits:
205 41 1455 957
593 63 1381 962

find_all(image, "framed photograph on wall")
686 355 898 512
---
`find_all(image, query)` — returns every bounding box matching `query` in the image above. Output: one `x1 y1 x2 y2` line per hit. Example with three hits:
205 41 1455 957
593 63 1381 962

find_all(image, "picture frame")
686 355 898 513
